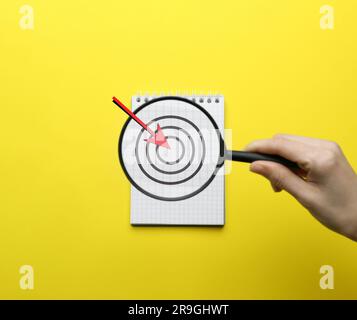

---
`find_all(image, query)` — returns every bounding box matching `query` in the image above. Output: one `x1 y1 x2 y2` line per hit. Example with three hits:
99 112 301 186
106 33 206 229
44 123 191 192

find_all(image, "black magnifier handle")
225 150 298 169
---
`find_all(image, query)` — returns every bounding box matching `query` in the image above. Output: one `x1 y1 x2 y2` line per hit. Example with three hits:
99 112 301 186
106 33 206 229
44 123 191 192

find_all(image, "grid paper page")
129 95 225 225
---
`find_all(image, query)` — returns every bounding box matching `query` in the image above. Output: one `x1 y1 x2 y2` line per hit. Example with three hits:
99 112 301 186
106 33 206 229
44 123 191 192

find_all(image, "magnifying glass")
116 96 297 201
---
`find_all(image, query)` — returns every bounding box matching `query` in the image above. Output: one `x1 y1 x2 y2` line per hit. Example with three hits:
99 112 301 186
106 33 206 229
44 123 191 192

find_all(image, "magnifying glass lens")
119 97 223 201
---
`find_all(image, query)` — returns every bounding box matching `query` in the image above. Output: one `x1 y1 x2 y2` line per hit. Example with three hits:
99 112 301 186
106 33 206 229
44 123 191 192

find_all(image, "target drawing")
119 96 224 201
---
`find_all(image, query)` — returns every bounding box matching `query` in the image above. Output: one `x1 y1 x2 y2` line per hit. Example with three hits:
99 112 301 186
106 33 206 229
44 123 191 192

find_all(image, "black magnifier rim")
118 96 225 201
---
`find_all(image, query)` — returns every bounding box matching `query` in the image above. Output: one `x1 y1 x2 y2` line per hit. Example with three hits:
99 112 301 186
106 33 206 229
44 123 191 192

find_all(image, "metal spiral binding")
133 92 223 104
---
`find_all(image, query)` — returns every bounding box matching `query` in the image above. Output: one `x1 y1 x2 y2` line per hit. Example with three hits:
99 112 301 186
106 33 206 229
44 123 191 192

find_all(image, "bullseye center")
156 136 185 165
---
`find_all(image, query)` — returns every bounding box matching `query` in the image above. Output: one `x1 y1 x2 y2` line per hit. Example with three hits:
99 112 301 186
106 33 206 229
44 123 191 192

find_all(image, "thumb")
250 161 311 202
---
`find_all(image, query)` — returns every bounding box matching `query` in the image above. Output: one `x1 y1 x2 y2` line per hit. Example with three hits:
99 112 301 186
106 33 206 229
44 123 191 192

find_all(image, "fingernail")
244 143 253 151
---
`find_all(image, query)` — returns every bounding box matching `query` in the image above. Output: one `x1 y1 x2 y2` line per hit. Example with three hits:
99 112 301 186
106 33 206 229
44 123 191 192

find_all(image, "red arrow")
112 96 170 149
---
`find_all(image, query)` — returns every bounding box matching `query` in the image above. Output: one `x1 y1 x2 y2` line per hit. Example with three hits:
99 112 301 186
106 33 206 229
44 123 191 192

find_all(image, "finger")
270 181 282 192
273 134 338 152
273 134 321 146
245 137 313 167
250 161 315 205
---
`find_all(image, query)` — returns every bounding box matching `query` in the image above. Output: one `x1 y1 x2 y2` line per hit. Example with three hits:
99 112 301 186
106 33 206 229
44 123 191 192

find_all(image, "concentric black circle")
145 125 195 175
156 136 185 165
136 117 205 184
118 96 224 201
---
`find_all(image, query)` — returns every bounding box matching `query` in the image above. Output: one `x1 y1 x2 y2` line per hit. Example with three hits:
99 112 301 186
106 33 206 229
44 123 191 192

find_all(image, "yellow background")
1 0 357 299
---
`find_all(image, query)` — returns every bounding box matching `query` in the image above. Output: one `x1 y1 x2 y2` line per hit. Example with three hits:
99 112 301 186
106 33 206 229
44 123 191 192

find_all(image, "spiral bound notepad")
129 95 225 225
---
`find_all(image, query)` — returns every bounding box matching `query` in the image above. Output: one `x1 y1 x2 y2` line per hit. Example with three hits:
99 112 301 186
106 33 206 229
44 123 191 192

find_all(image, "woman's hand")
246 134 357 242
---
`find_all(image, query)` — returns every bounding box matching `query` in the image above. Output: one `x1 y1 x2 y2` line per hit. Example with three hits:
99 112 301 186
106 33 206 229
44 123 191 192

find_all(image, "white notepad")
129 95 225 225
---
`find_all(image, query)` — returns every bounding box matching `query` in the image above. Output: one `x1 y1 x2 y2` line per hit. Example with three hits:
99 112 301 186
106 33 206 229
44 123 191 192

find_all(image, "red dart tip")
144 124 170 149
